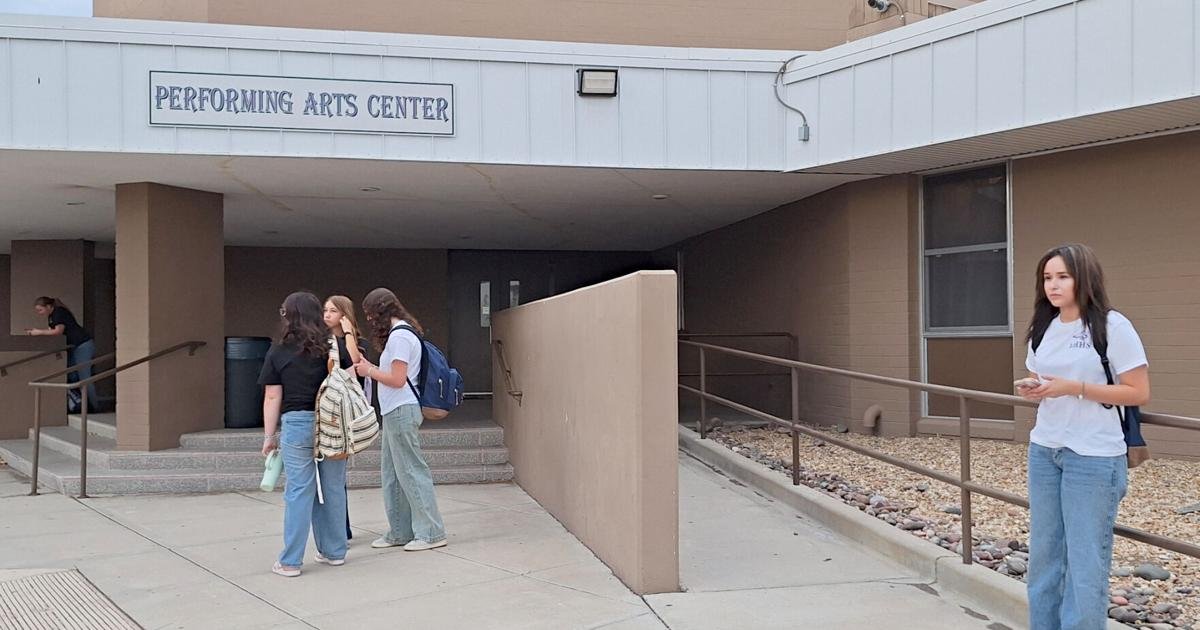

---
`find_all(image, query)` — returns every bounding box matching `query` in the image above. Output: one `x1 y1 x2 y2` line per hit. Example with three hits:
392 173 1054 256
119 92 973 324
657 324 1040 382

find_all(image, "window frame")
918 161 1015 417
920 164 1013 337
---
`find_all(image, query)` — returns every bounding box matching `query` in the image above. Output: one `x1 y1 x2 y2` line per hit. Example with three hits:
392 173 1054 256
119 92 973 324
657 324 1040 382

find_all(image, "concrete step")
67 413 118 441
180 424 504 450
29 426 116 468
29 425 508 470
0 438 514 495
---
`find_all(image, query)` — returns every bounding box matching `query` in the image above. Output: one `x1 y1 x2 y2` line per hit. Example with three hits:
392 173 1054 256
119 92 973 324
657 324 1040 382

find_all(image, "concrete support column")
115 183 224 451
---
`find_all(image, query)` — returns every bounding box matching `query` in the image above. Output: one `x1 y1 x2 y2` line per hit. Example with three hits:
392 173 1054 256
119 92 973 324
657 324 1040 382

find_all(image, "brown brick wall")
95 0 853 51
675 175 918 433
224 247 450 352
1012 131 1200 458
847 176 918 436
8 241 92 337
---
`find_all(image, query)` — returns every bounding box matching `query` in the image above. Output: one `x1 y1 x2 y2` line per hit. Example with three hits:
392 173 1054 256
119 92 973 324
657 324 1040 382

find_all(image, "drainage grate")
0 570 140 630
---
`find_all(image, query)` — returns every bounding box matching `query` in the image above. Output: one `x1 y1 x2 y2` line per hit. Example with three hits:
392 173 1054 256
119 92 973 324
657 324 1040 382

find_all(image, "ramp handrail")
27 340 206 498
491 340 522 406
678 338 1200 565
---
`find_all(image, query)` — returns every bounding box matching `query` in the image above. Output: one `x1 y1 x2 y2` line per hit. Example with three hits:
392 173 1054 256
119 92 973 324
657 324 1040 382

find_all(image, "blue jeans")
1027 443 1127 630
279 410 348 567
67 340 98 413
380 404 445 544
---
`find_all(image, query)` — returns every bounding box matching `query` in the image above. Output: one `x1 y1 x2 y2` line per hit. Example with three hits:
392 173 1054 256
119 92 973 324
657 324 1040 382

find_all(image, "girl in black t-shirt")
27 297 97 413
322 295 367 541
259 292 348 577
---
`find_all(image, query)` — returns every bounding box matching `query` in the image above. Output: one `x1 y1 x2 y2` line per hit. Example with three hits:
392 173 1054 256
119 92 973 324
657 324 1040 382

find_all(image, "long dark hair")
362 288 423 351
279 292 327 358
34 296 64 310
1025 243 1113 351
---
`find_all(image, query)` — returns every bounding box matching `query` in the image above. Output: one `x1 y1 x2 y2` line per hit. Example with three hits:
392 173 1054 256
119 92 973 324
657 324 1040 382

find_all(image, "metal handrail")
30 350 118 382
678 331 798 359
0 346 71 377
27 340 206 498
491 340 522 405
678 339 1200 564
679 331 796 341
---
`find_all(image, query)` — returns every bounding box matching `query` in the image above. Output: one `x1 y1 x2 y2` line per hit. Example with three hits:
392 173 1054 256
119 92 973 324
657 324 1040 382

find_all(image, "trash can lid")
225 336 273 360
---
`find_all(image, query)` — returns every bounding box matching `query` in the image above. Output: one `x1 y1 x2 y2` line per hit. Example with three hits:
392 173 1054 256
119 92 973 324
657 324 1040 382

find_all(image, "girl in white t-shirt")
352 288 447 551
1018 243 1150 630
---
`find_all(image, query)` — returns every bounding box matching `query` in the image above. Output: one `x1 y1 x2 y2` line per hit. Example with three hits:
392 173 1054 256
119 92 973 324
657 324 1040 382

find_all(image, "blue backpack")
391 324 464 420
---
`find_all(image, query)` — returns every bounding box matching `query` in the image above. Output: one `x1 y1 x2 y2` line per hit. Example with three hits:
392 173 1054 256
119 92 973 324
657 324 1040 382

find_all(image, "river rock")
1134 564 1171 581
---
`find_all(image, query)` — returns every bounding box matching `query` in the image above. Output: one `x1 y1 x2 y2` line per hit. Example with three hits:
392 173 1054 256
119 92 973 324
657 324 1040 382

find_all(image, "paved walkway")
654 455 1011 629
0 468 654 629
0 457 1014 629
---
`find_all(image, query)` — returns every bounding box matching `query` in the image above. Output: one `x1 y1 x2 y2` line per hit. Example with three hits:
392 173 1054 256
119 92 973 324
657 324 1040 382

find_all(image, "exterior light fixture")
359 186 381 192
577 69 618 97
652 194 670 200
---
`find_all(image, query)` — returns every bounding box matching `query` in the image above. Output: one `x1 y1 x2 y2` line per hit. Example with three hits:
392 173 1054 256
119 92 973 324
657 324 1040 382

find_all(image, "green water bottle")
260 449 283 492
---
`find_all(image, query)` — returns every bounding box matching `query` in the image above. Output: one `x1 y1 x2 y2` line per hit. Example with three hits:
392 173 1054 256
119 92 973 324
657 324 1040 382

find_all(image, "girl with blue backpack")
354 288 447 551
1018 244 1150 629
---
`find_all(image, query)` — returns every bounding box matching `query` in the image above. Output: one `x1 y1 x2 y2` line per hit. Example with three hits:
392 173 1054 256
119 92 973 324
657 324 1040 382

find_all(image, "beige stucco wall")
0 352 68 439
673 176 919 436
115 183 225 451
491 270 679 595
94 0 852 51
1012 131 1200 458
224 247 449 351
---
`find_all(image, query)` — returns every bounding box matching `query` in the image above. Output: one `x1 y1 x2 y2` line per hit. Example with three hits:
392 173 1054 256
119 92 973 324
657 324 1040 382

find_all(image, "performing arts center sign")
149 71 455 136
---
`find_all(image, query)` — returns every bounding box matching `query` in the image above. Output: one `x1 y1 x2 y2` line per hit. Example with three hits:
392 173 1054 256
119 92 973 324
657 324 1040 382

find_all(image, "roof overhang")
779 0 1200 174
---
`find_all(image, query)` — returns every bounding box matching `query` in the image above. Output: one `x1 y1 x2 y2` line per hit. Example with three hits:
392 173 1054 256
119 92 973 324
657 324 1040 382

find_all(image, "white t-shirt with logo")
377 320 422 415
1025 310 1148 457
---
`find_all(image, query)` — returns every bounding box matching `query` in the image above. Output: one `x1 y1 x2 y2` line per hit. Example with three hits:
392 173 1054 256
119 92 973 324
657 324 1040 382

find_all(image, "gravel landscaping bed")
698 422 1200 629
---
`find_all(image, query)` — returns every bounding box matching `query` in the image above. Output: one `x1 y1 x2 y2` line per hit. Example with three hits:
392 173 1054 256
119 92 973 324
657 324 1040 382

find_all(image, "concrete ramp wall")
491 270 679 594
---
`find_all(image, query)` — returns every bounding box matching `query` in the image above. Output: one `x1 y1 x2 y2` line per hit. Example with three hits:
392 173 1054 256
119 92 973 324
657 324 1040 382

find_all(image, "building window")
922 164 1009 333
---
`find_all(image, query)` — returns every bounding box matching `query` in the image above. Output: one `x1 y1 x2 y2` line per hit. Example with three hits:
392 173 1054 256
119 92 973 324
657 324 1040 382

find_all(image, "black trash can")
224 336 272 429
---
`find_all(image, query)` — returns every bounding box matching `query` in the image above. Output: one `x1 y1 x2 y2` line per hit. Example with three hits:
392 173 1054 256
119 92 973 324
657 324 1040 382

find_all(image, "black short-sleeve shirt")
334 335 367 369
333 335 369 386
257 343 327 413
48 307 91 347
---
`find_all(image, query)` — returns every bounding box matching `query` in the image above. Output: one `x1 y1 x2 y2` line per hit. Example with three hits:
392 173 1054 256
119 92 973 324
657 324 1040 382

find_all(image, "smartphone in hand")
1014 377 1042 391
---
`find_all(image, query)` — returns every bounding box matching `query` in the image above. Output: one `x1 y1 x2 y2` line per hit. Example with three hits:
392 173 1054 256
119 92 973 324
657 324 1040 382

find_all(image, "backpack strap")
1089 326 1118 412
383 324 424 397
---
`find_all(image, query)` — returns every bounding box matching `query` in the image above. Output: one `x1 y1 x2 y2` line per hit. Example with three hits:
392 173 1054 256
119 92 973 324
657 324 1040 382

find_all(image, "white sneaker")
403 539 447 552
314 552 345 566
371 537 406 549
271 562 301 577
